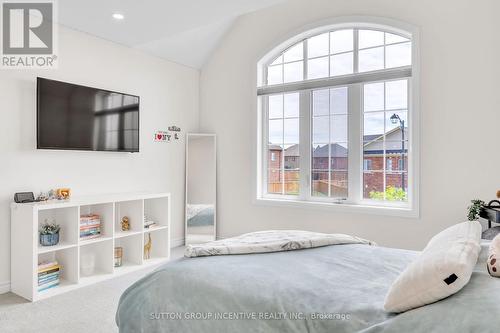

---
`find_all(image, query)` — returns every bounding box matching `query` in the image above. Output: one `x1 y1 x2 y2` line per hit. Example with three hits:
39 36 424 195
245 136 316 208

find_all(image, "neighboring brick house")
267 127 407 198
268 143 348 195
311 143 348 197
267 144 300 194
363 127 408 198
268 144 282 170
311 143 348 170
268 143 348 173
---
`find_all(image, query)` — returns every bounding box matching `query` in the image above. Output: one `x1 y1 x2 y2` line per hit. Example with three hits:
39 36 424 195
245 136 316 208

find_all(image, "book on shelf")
144 215 156 229
80 231 101 238
80 227 101 233
79 214 101 240
80 214 101 227
80 214 100 221
38 271 59 280
80 226 101 236
38 279 60 292
38 273 59 286
80 225 101 231
37 260 58 271
144 221 157 229
38 264 60 274
80 234 101 241
38 267 60 277
80 221 101 227
37 261 60 290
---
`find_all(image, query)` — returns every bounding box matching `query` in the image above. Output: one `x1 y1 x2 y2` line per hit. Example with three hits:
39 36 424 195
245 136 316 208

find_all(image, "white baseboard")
0 281 10 294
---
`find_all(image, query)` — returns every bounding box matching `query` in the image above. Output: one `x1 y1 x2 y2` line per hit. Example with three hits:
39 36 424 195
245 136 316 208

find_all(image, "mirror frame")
185 133 217 245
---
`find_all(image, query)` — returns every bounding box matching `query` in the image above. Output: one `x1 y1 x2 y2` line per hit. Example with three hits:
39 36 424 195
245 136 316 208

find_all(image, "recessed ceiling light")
112 13 124 20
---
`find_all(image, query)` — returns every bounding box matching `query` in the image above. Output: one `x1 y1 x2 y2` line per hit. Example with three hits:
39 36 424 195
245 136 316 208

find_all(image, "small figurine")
37 192 49 201
144 233 152 259
56 188 71 200
121 216 130 231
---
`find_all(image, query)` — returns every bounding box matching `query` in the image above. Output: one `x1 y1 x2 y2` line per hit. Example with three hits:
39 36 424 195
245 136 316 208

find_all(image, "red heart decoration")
157 134 162 140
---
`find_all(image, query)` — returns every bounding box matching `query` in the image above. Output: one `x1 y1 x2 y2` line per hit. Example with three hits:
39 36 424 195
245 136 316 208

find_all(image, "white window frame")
254 17 420 218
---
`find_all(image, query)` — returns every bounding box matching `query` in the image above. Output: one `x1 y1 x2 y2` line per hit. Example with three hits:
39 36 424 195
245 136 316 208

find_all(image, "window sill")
253 197 419 218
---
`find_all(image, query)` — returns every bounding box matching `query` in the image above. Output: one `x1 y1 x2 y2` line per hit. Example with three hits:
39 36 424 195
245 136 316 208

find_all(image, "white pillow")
384 221 482 313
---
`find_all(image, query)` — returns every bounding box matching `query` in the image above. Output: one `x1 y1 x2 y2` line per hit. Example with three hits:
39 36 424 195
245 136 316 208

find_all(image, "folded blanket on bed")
185 230 375 257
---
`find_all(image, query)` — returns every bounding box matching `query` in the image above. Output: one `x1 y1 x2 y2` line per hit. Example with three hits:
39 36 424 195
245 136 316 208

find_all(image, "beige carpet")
0 246 184 333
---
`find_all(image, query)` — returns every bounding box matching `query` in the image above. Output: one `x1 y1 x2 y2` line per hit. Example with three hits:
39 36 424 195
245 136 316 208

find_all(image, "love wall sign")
154 127 181 142
154 131 171 142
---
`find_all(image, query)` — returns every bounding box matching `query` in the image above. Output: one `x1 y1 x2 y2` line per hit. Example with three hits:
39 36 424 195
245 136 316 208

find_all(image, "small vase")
40 232 59 246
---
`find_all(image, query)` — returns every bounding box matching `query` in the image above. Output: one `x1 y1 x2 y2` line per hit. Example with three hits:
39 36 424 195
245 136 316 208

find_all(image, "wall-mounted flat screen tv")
37 77 140 152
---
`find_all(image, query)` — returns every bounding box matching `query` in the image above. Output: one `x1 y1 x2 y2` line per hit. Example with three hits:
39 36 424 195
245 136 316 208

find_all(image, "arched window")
257 20 419 213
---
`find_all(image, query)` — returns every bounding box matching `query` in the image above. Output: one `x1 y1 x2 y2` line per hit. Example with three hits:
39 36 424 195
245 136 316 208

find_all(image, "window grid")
362 79 408 202
311 87 349 199
267 29 410 86
267 92 301 196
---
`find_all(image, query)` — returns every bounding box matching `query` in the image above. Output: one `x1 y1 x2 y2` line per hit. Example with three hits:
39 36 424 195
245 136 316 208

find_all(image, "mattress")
116 242 500 332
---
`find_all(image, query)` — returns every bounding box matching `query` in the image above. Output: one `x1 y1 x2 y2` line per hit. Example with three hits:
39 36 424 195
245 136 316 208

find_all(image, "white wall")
200 0 500 250
0 26 200 291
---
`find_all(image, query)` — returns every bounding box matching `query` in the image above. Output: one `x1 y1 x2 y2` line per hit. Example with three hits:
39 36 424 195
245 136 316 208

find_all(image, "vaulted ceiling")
57 0 286 69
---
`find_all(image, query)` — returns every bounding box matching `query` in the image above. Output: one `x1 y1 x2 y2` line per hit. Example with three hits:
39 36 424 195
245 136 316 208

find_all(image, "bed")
116 242 500 332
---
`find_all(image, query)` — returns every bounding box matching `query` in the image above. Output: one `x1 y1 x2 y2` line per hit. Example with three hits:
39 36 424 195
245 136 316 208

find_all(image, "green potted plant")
39 219 60 246
467 199 484 221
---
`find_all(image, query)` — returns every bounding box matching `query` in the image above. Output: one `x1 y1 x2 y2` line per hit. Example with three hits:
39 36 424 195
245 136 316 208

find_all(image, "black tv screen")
37 78 139 152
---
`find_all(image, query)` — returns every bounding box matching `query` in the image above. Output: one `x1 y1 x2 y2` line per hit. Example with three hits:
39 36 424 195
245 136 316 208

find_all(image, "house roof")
284 144 299 157
268 144 300 156
363 127 407 146
268 144 282 150
269 143 348 158
363 134 381 142
363 127 408 155
268 127 408 156
312 143 348 158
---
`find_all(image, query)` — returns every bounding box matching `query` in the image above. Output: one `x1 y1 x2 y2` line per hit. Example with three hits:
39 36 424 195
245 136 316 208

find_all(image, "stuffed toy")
487 234 500 277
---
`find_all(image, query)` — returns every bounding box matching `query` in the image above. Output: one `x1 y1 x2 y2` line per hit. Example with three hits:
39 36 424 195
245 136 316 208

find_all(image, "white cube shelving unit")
11 192 171 301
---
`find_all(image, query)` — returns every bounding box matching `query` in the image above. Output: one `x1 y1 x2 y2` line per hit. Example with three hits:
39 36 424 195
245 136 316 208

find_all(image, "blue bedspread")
116 243 500 332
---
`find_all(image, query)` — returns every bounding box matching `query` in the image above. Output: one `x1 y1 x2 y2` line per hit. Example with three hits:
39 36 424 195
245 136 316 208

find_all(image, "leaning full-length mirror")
185 134 216 245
